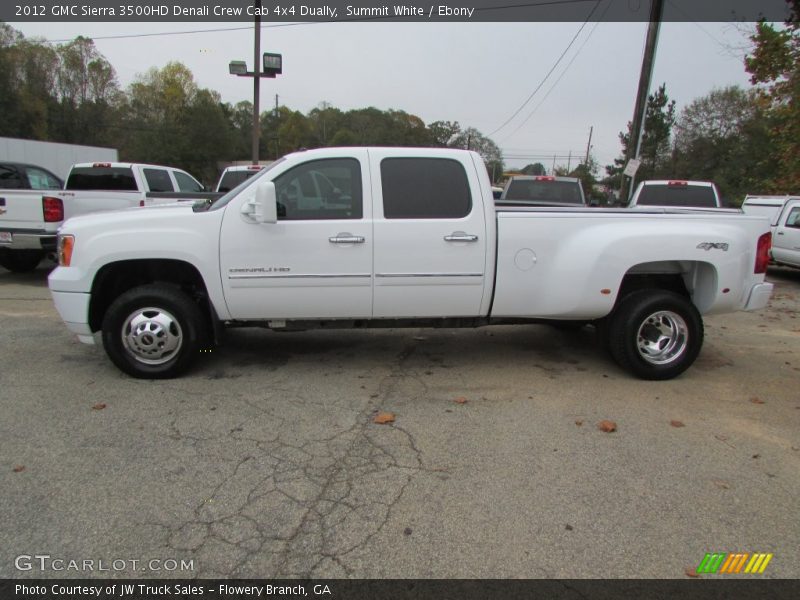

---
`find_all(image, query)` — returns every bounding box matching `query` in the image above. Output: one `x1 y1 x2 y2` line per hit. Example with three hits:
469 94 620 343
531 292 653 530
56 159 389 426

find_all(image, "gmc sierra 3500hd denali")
48 147 774 380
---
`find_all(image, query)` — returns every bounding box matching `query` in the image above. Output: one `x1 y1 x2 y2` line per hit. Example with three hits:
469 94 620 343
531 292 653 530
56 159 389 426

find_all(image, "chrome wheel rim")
636 310 688 365
121 307 183 365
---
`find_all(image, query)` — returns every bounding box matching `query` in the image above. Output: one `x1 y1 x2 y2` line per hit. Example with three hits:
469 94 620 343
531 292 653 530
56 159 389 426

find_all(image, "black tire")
607 290 703 380
102 284 206 379
0 249 44 273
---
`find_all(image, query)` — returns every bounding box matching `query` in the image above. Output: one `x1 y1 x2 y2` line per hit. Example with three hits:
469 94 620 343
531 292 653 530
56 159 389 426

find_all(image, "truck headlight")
57 234 75 266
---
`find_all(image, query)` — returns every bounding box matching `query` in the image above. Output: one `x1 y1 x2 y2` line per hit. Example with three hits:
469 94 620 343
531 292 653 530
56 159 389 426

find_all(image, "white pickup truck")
48 147 774 381
0 162 219 272
769 198 800 269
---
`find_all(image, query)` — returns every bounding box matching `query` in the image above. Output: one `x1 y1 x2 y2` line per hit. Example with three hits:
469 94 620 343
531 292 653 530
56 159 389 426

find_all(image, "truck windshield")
66 167 137 191
207 159 285 211
504 180 583 204
636 185 716 207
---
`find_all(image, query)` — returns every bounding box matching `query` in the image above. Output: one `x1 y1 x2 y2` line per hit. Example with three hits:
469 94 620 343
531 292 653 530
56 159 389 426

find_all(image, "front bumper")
744 282 774 311
50 290 94 344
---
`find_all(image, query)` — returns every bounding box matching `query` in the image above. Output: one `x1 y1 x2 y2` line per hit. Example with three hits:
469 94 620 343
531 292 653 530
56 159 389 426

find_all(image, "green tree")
607 83 676 186
521 163 546 176
671 86 773 204
449 127 504 183
744 0 800 191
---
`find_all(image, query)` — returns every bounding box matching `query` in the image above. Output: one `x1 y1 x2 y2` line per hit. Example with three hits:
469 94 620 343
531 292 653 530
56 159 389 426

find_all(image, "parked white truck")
48 148 774 380
0 162 219 272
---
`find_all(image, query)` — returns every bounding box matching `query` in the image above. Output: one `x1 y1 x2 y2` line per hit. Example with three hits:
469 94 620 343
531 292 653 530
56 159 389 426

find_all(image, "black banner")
1 0 794 23
2 579 800 600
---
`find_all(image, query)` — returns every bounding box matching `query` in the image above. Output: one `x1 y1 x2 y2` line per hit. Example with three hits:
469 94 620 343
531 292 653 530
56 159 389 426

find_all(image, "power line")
485 0 602 138
499 0 611 143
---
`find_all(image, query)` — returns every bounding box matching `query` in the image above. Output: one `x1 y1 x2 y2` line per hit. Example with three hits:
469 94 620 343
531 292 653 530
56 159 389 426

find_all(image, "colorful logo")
697 552 773 574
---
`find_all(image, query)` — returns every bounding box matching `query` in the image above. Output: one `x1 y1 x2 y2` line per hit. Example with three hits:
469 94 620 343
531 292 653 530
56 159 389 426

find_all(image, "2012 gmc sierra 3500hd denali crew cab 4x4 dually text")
48 147 774 380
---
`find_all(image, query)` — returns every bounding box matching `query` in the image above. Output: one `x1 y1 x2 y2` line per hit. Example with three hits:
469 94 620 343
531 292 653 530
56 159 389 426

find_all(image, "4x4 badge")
697 242 729 251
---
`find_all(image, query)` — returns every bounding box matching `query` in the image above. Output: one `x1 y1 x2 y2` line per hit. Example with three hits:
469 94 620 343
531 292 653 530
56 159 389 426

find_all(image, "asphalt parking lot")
1 263 798 579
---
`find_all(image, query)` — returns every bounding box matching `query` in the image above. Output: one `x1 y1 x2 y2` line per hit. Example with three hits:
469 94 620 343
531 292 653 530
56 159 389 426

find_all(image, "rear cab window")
636 185 717 207
0 165 24 189
503 179 583 205
218 171 255 193
380 157 472 219
66 167 138 191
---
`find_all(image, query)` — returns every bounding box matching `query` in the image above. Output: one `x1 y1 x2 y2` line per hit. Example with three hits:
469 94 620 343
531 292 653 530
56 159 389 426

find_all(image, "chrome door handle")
329 235 365 244
444 233 478 242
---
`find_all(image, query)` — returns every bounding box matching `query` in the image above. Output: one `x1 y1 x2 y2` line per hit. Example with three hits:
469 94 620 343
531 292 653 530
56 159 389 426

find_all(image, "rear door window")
66 167 137 191
381 158 471 219
504 180 583 204
143 168 175 192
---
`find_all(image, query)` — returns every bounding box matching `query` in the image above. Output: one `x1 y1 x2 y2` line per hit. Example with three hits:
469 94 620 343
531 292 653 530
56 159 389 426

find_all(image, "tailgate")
0 191 51 230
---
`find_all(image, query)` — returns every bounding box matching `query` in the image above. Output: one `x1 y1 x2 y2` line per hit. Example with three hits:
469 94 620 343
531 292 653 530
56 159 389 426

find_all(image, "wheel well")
89 259 213 333
616 261 718 313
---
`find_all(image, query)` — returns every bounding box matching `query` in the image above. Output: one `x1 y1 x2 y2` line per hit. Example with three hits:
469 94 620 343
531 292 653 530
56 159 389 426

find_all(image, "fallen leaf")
373 412 395 425
575 420 584 427
92 403 107 411
13 465 25 473
752 454 760 459
565 524 574 531
685 567 700 578
670 420 685 428
597 420 617 433
453 397 468 405
712 479 730 490
403 527 413 536
750 397 765 405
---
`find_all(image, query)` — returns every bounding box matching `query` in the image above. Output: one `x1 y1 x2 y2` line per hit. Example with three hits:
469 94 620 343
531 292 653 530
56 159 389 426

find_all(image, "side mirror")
242 181 278 224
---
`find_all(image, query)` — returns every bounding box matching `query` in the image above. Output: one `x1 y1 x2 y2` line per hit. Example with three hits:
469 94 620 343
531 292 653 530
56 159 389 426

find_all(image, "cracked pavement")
1 264 799 579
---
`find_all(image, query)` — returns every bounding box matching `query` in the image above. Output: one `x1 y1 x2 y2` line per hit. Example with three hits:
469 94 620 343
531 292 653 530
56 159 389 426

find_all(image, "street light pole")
251 2 261 165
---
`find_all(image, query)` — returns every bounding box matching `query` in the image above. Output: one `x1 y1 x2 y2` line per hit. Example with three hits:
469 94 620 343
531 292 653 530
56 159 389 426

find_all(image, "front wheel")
102 284 206 379
607 290 703 380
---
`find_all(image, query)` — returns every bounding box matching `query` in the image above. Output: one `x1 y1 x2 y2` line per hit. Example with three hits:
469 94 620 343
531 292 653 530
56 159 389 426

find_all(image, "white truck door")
772 203 800 267
219 152 373 319
370 150 488 318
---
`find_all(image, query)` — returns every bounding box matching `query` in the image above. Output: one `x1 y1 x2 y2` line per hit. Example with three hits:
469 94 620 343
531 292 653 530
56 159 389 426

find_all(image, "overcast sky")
13 19 756 172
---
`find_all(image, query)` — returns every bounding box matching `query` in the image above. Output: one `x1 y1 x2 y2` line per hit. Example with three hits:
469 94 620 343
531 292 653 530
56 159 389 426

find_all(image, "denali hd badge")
697 242 729 251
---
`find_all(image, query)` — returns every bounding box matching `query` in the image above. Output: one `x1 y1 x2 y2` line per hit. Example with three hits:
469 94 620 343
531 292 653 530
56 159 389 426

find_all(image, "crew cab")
498 175 586 206
0 162 218 272
48 147 774 381
628 180 724 208
770 198 800 268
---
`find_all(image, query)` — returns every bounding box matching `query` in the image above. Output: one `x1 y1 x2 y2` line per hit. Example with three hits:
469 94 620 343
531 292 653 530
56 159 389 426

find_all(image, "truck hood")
59 203 198 234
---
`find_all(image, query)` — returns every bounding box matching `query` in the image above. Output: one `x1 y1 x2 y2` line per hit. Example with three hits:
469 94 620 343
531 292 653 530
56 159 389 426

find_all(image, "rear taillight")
43 196 64 222
755 232 771 274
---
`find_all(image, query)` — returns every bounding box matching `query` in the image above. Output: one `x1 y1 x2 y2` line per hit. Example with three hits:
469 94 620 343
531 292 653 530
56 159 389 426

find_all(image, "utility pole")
251 1 261 165
584 126 593 164
566 150 572 173
620 0 664 203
